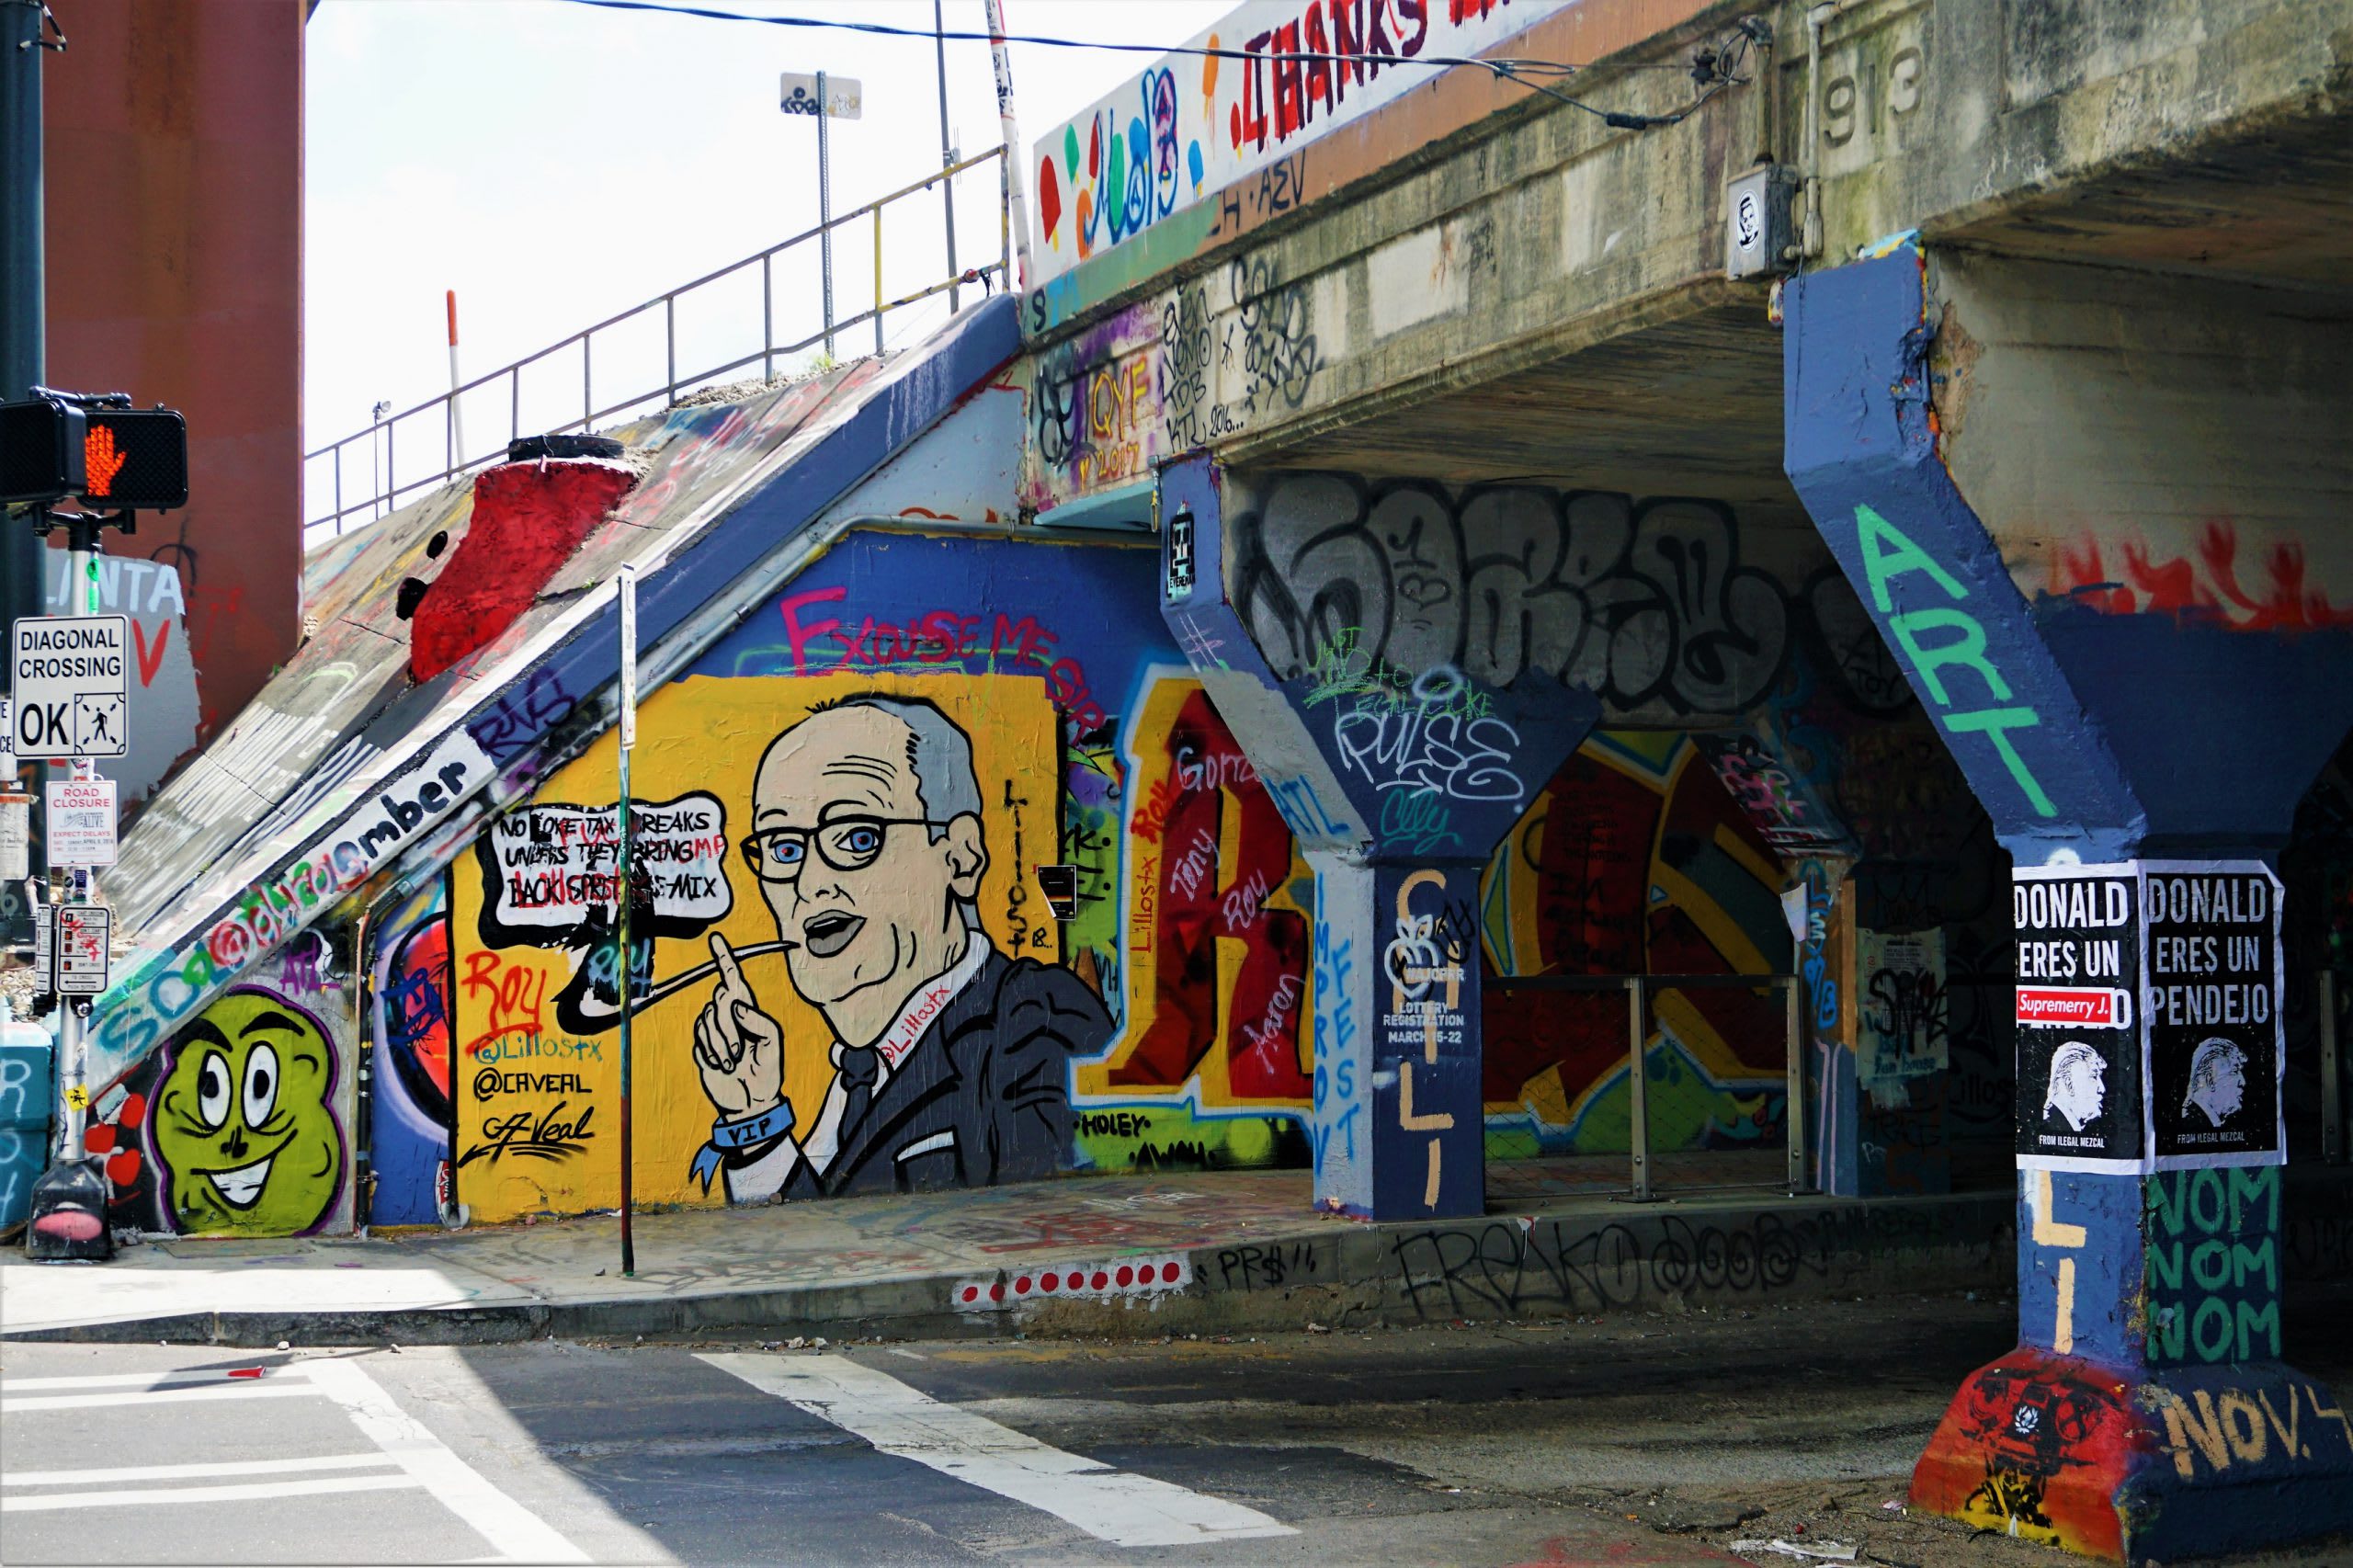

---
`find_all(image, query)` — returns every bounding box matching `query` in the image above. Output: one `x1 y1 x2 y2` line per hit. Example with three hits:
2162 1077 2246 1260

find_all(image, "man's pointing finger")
710 930 750 998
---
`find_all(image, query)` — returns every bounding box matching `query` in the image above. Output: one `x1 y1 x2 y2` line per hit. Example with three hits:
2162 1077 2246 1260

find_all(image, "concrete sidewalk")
0 1155 2022 1346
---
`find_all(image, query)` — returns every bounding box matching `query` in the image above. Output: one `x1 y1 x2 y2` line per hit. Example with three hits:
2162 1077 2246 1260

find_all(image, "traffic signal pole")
3 3 56 914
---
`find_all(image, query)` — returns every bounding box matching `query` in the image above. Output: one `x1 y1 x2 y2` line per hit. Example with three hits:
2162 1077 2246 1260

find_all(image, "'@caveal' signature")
458 1100 597 1166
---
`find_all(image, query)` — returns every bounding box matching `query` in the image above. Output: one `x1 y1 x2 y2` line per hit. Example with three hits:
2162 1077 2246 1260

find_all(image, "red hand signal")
84 426 129 497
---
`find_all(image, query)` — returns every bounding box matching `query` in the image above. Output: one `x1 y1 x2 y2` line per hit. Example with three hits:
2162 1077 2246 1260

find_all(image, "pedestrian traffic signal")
0 395 187 511
0 395 88 506
81 407 188 510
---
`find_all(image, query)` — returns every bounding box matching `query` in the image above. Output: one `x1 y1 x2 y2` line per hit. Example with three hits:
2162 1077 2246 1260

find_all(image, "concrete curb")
5 1189 2018 1348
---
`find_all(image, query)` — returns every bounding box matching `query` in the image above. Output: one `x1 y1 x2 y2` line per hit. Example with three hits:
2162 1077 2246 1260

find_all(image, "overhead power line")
550 0 1766 131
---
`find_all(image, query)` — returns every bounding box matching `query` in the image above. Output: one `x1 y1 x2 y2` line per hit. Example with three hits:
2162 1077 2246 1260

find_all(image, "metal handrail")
303 143 1012 541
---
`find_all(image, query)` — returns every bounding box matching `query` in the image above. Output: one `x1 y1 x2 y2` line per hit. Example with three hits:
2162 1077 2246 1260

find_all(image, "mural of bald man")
691 695 1110 1201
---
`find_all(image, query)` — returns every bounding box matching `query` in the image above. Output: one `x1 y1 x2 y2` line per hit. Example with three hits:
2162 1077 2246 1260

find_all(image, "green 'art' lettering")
1856 504 1969 613
1853 505 2057 820
1889 607 2014 708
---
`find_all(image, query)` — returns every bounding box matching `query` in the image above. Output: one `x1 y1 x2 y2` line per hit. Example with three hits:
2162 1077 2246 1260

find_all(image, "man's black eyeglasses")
739 816 942 883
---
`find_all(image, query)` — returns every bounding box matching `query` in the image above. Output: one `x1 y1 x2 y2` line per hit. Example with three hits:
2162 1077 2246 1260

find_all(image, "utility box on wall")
1725 163 1798 280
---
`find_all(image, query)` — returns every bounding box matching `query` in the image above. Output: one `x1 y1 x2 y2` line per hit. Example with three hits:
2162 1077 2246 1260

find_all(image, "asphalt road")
4 1291 2348 1567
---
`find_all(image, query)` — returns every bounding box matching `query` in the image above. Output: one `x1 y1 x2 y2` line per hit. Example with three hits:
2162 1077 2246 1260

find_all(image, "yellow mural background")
451 671 1063 1220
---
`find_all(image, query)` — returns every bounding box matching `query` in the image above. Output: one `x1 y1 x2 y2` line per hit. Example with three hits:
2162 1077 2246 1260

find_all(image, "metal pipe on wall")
982 0 1031 293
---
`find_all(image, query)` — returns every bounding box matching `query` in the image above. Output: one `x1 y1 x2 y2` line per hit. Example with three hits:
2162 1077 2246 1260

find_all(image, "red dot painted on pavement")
106 1150 142 1187
961 1286 980 1302
1091 1271 1109 1290
1040 1273 1059 1291
1161 1262 1182 1283
1116 1266 1134 1287
1015 1276 1031 1295
990 1282 1005 1301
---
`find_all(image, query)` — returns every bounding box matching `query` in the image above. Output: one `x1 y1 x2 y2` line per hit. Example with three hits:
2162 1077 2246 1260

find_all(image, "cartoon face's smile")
801 912 865 959
205 1153 278 1209
153 988 343 1237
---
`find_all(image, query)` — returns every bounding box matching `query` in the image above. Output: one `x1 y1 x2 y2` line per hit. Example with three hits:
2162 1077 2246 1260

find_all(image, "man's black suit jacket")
771 945 1114 1199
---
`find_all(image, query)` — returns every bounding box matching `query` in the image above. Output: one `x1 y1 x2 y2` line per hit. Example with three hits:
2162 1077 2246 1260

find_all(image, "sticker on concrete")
2143 860 2282 1169
2014 864 2142 1172
955 1255 1192 1310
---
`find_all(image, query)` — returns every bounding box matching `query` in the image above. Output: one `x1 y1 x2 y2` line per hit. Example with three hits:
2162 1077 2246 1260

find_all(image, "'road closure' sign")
46 776 118 867
11 614 131 758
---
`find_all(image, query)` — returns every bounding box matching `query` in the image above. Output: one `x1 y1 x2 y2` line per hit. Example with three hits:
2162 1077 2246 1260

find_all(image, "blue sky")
303 0 1230 518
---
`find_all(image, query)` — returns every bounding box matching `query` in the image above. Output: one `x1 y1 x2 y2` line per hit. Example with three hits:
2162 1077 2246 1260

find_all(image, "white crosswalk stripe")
701 1350 1298 1549
1 1358 585 1563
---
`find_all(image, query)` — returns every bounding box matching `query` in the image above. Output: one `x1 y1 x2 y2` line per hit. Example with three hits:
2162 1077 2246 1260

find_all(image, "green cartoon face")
153 989 343 1236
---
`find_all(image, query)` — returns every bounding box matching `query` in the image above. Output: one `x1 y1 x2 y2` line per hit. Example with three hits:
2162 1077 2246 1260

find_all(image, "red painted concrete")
43 0 305 744
1911 1347 2145 1560
409 460 636 683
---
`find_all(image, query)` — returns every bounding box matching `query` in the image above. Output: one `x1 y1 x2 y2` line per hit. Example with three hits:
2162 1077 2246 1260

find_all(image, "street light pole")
935 0 959 313
816 69 834 358
982 0 1032 293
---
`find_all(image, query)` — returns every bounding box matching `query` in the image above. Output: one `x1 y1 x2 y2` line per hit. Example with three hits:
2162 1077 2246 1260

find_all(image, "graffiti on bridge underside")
1233 476 1803 719
1029 260 1321 504
1481 735 1793 1155
2051 518 2353 631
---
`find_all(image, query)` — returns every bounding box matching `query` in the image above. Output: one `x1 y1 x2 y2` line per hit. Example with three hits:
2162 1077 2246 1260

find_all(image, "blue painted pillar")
1155 458 1595 1219
1784 245 2353 1561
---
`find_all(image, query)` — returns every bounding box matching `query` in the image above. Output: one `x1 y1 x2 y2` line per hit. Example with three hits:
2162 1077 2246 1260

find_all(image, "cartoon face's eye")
757 835 805 869
243 1043 280 1129
197 1052 232 1131
830 823 883 859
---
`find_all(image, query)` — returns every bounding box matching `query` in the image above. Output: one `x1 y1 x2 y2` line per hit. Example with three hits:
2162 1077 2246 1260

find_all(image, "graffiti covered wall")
1481 733 1794 1157
1029 0 1577 289
1221 469 2016 1190
439 530 1320 1219
94 930 356 1237
369 881 455 1226
328 478 2013 1222
450 670 1079 1216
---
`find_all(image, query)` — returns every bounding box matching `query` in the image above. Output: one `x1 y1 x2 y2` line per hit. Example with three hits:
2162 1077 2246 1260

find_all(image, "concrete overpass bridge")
56 4 2346 1559
1015 0 2353 1558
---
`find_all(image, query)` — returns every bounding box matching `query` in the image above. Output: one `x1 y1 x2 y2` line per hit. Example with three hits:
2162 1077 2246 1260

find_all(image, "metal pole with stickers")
2 386 187 1259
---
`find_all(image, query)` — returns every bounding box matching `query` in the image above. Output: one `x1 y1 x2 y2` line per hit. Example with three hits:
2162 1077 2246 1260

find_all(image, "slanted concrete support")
1784 245 2353 1560
1156 457 1595 1219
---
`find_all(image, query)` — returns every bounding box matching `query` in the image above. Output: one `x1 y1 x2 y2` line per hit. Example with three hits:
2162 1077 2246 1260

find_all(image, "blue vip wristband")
710 1101 795 1150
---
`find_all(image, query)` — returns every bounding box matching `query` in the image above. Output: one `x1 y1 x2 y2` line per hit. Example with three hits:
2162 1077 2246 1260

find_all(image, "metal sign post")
616 565 638 1278
779 70 861 360
7 388 181 1262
